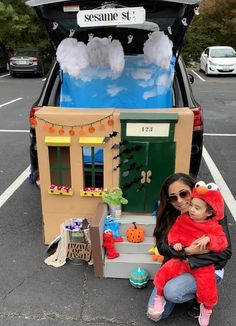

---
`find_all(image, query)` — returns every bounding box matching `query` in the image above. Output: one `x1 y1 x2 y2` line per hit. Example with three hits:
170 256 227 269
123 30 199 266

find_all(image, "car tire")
10 71 15 77
204 64 208 76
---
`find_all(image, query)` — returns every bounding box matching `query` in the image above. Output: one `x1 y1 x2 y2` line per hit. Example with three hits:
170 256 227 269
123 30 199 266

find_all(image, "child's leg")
149 259 189 319
192 265 218 309
153 258 190 295
192 265 217 326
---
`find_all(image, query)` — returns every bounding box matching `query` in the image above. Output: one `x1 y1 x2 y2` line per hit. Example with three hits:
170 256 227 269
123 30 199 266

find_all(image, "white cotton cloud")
108 40 125 75
56 37 125 78
87 37 110 68
56 38 89 77
143 31 173 69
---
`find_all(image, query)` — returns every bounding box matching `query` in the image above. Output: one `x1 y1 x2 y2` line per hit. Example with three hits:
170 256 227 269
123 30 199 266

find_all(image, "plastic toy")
104 215 123 242
148 245 164 262
102 230 120 259
129 267 149 288
126 222 145 243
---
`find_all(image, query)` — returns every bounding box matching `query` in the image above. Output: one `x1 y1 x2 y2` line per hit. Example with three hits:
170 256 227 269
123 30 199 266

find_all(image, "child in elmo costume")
149 182 228 326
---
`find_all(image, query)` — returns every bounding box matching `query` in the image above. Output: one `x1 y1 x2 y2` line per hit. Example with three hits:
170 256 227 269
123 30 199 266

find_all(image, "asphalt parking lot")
0 71 235 325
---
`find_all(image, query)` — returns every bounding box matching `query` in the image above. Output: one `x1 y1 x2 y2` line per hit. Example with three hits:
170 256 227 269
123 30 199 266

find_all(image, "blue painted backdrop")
60 55 174 109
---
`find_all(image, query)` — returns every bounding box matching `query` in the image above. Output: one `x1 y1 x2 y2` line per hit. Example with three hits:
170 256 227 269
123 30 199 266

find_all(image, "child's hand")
173 243 183 251
193 236 210 250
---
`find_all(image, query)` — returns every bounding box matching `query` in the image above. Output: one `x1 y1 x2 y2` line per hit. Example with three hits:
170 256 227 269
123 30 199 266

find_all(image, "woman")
147 173 232 322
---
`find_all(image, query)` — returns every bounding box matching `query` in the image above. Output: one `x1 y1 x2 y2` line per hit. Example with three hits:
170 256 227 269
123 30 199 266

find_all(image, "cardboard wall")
35 107 193 244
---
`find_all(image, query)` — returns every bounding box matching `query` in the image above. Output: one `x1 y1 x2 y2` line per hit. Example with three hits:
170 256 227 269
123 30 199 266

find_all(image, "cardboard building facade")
35 106 193 244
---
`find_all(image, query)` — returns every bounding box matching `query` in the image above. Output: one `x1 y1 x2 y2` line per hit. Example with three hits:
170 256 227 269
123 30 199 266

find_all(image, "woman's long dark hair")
153 173 196 243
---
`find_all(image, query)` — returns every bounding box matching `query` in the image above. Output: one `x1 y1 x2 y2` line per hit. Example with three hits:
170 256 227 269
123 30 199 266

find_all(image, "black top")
157 214 232 270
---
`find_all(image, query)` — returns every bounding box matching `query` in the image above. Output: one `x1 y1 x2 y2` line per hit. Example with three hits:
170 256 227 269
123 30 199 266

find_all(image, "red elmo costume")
154 184 228 309
103 230 120 259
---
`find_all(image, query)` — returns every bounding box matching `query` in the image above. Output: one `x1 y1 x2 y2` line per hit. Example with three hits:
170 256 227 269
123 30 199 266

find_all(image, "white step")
104 253 162 280
115 237 155 254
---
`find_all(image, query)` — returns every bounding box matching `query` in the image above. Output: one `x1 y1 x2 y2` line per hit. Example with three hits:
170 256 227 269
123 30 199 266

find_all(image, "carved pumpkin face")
126 222 145 243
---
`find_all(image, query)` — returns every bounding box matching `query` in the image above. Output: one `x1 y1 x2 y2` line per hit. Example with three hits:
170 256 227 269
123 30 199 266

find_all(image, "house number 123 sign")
77 7 146 27
126 123 170 137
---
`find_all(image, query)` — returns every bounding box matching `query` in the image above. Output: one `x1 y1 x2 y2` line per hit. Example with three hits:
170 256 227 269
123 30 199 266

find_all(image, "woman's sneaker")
148 295 166 316
198 304 212 326
187 298 200 319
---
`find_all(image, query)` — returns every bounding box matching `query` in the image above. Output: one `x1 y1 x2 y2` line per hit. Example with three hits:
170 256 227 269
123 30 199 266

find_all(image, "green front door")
120 141 175 213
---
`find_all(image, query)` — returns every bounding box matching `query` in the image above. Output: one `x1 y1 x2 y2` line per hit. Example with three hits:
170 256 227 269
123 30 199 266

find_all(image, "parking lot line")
204 133 236 137
191 69 206 82
0 166 29 208
0 73 10 78
203 146 236 222
0 97 23 108
0 130 29 133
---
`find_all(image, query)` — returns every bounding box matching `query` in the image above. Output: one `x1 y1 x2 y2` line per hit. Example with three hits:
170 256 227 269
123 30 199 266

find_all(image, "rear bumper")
9 65 41 73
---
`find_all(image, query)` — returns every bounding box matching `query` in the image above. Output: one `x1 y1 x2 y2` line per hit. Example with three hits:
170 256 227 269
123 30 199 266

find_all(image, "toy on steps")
103 215 123 242
102 230 120 259
129 267 149 288
148 245 164 262
126 222 145 243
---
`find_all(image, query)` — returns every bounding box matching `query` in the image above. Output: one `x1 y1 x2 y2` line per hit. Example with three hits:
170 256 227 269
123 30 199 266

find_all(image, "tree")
0 0 52 53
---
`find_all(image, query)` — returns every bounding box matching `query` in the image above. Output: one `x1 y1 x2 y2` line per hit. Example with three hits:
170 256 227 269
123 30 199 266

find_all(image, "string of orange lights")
30 114 114 136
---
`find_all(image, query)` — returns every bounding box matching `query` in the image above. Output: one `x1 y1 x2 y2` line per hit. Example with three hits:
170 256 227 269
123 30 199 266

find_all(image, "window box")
48 185 73 196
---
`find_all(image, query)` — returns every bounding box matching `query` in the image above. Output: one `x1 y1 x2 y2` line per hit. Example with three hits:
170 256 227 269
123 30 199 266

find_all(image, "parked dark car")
9 48 51 77
27 0 203 185
0 43 9 72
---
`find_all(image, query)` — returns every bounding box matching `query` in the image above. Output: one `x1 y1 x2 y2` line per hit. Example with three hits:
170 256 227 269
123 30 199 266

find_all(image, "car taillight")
192 107 203 131
29 106 39 128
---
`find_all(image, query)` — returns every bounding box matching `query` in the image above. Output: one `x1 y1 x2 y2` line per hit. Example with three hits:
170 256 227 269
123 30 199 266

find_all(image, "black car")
9 48 51 77
27 0 203 185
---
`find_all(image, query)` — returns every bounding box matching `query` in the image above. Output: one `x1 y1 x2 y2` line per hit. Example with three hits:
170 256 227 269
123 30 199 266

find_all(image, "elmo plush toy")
102 230 120 259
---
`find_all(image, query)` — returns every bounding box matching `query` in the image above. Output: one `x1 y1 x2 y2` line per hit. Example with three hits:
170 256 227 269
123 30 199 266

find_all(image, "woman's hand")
184 236 210 255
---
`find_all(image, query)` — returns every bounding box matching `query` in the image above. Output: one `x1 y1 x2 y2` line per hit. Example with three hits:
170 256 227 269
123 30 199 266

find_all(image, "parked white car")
200 46 236 75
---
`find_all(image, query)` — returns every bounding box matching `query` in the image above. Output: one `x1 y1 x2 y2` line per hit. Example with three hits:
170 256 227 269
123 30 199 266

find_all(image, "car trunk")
26 0 200 56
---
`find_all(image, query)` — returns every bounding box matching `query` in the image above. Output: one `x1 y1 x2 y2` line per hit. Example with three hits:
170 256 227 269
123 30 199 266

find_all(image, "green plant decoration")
102 187 128 206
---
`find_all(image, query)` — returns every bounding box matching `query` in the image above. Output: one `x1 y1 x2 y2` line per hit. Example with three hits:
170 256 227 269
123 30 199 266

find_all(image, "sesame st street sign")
77 7 146 27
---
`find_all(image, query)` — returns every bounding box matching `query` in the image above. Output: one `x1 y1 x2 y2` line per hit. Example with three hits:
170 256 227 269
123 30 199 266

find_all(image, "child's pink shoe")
148 295 166 319
198 304 212 326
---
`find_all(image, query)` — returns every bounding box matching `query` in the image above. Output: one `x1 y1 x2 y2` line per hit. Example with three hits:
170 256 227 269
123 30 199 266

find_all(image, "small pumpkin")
129 267 149 288
126 222 145 243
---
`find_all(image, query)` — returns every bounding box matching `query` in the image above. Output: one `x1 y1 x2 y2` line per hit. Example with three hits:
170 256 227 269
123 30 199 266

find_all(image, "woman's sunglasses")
168 190 191 203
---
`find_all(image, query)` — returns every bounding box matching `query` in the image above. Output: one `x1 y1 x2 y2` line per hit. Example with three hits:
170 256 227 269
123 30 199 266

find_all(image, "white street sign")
77 7 146 27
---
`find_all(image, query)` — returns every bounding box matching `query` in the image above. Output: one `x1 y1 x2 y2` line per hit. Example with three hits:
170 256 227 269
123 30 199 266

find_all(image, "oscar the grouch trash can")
102 187 128 219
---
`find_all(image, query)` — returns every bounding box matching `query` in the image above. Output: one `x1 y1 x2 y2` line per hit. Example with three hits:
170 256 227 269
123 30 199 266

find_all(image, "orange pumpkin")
126 222 145 243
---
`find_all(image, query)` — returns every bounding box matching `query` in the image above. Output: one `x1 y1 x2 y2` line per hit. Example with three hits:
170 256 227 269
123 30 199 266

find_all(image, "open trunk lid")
26 0 201 55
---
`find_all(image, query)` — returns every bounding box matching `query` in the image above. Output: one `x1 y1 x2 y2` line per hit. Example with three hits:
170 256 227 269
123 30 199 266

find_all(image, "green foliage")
102 187 128 206
0 0 52 53
183 0 236 65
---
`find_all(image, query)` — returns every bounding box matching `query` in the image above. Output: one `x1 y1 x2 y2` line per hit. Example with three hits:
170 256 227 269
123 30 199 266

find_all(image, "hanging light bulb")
69 128 75 136
30 117 37 126
49 125 55 134
79 128 86 136
88 125 95 133
107 117 114 126
99 122 105 131
58 127 65 135
42 123 49 131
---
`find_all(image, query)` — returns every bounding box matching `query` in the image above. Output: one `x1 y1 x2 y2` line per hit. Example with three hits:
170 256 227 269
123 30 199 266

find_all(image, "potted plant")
102 187 128 219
